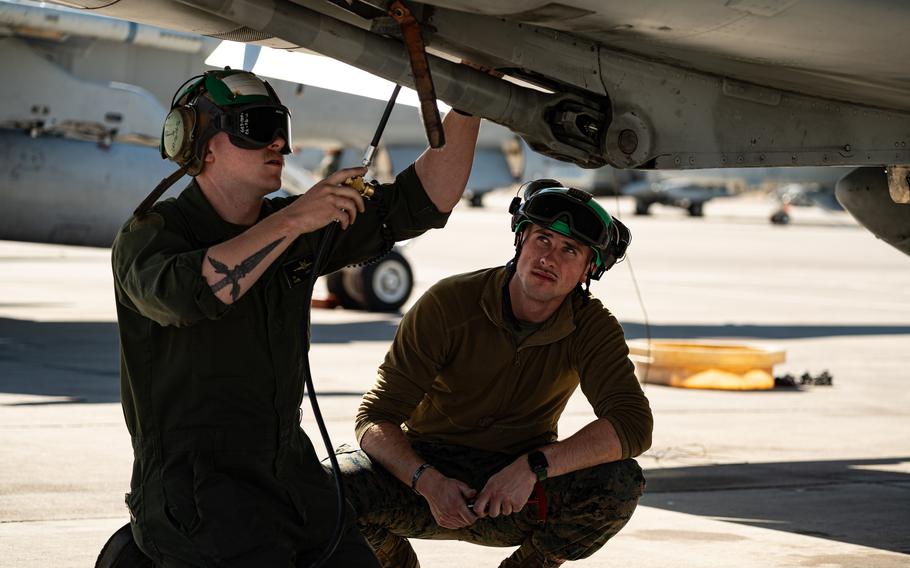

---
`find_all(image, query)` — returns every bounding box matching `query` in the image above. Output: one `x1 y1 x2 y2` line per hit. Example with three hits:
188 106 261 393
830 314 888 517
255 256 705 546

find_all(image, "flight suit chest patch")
282 255 315 288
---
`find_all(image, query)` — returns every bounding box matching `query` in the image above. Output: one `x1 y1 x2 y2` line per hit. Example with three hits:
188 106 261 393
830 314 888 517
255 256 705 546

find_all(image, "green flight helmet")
160 68 292 175
509 180 631 279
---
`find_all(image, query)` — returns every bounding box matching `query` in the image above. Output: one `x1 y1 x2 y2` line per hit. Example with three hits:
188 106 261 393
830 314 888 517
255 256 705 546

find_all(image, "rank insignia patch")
282 255 314 288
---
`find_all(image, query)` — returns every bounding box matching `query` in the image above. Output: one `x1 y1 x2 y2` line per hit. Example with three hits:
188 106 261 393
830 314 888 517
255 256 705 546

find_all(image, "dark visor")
524 192 608 246
218 105 292 153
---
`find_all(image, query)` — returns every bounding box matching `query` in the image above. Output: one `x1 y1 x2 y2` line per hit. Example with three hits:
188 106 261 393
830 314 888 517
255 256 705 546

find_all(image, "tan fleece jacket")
356 266 653 457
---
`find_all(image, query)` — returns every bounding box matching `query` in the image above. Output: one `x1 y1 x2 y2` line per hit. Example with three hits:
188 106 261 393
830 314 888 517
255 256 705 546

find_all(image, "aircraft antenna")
613 190 652 386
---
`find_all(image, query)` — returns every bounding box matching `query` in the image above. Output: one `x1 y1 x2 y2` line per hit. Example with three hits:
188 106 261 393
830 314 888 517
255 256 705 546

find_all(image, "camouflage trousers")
331 440 645 568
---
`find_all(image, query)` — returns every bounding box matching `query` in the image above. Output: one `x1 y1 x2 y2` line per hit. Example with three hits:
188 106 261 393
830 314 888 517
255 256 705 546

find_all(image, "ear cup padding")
161 106 197 164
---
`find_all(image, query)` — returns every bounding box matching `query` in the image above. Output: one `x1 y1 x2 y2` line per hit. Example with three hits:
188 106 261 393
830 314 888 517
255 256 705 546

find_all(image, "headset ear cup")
508 196 521 215
161 106 197 165
592 260 610 279
602 218 631 275
593 221 628 278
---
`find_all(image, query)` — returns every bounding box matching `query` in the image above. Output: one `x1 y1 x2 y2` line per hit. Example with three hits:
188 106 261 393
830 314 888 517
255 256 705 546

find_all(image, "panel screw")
618 129 638 154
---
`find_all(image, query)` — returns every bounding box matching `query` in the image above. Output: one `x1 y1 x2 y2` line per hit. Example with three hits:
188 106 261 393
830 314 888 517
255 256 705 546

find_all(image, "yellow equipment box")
627 340 786 390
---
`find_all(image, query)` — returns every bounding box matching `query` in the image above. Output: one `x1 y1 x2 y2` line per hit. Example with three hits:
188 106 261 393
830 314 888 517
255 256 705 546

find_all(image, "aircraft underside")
11 0 910 256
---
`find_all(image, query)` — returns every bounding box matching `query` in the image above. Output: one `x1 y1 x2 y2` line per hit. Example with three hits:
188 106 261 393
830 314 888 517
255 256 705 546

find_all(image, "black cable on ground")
774 370 834 388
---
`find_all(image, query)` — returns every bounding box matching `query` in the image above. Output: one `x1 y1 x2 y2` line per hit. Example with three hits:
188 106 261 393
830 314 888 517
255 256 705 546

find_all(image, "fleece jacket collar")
479 266 577 347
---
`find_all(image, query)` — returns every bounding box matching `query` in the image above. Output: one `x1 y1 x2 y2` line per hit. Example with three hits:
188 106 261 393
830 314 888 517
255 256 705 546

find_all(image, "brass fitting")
343 175 374 199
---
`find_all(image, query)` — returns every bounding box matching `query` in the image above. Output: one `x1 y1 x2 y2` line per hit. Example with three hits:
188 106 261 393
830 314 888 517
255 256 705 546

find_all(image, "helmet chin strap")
511 225 526 264
581 274 592 302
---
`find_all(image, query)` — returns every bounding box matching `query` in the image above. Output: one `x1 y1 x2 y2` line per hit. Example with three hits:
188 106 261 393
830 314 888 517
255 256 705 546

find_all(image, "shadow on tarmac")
642 457 910 554
0 318 120 404
311 319 402 343
0 317 403 404
3 317 910 404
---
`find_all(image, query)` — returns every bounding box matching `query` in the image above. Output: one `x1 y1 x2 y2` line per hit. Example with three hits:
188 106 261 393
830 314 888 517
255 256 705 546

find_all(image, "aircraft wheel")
359 250 413 312
687 202 704 217
469 193 484 207
770 211 791 225
325 271 361 309
634 201 651 215
95 522 154 568
328 250 414 312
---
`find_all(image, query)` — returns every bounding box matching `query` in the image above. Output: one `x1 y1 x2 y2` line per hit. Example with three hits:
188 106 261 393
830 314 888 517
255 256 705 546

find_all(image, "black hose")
302 83 401 566
301 222 347 568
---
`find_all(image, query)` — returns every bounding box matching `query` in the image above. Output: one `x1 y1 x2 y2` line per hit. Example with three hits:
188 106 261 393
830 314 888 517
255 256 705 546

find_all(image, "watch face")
528 450 548 471
162 110 186 158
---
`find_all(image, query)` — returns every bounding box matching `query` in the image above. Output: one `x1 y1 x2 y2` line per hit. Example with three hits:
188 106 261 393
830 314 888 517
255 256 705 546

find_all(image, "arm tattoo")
208 236 286 301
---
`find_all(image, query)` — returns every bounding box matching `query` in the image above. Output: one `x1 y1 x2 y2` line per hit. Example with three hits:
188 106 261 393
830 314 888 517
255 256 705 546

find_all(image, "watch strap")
527 450 549 482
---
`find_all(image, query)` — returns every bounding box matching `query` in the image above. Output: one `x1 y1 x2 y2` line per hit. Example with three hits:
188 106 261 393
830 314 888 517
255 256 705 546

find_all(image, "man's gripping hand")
414 467 478 529
472 456 536 518
283 167 367 233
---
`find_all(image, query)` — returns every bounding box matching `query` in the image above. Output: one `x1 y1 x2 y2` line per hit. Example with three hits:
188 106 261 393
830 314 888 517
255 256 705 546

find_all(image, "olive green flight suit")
111 166 447 567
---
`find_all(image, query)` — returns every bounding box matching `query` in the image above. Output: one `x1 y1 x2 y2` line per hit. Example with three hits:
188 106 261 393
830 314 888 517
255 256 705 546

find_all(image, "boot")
371 532 420 568
95 522 155 568
498 542 564 568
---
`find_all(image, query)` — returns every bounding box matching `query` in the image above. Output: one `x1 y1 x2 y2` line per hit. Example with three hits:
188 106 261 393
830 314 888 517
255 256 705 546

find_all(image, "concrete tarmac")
1 192 909 567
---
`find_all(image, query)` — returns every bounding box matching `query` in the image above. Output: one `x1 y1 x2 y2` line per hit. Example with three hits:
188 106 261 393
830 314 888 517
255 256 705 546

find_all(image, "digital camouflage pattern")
330 440 645 568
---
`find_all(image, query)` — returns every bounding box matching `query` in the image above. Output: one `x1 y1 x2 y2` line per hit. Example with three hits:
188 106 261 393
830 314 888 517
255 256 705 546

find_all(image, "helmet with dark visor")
189 72 293 155
203 98 292 154
141 69 293 216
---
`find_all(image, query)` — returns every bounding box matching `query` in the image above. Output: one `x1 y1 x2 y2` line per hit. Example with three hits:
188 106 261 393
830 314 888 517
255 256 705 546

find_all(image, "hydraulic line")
300 221 344 568
299 83 402 567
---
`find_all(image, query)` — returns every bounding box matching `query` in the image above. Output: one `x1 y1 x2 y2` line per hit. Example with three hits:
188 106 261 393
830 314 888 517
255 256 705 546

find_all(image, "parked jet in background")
623 167 851 221
527 147 851 221
622 177 731 218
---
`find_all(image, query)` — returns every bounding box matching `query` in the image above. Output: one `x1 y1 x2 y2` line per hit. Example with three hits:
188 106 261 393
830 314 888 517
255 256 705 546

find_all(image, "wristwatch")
527 451 549 482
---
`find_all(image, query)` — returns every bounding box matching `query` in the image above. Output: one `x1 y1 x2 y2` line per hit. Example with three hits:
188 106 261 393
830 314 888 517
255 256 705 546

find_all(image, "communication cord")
300 83 402 567
300 222 346 568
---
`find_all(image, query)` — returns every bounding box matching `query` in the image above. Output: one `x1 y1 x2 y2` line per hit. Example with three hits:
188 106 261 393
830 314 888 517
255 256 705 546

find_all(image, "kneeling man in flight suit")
110 68 479 566
336 180 653 567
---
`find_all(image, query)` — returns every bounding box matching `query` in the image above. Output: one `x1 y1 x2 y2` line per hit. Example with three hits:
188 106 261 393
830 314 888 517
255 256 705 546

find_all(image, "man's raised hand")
285 166 367 233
